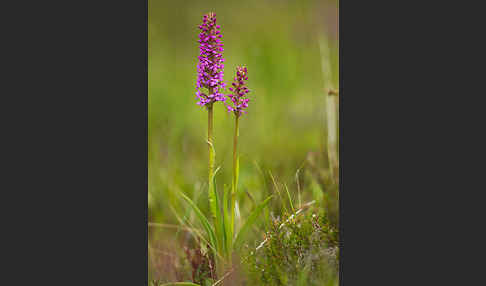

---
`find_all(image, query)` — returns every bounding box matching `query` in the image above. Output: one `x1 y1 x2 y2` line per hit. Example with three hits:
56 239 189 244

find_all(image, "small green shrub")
244 208 339 286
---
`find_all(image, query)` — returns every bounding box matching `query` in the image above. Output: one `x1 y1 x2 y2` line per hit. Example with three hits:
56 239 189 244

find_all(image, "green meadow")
149 0 339 284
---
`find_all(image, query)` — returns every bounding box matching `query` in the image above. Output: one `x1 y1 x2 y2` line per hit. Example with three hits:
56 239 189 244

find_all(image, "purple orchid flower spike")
226 66 250 117
195 12 226 107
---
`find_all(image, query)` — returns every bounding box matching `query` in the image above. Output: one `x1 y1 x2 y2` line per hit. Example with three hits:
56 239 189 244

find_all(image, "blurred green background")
149 0 338 232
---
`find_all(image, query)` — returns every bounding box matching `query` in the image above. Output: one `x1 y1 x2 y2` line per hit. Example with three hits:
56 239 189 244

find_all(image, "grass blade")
179 192 218 252
269 171 288 214
169 204 223 262
207 154 220 222
222 184 231 257
235 155 240 192
284 183 295 213
211 166 225 254
233 195 273 250
295 163 305 209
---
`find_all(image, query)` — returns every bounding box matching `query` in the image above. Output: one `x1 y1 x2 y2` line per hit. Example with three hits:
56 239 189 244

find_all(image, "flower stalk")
207 101 215 191
230 113 239 243
226 66 250 248
195 12 226 227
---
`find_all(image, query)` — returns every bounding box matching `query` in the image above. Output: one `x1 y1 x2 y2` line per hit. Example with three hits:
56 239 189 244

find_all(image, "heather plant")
244 207 339 286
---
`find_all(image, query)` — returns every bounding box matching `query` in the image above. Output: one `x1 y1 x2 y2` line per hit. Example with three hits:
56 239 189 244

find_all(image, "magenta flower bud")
226 66 251 116
195 12 226 107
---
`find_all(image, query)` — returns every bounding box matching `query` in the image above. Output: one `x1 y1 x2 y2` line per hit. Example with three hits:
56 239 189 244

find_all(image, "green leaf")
223 184 231 256
175 190 203 242
212 166 225 255
229 154 240 246
208 163 220 222
284 183 295 213
235 155 240 191
269 171 288 214
234 195 273 250
179 192 218 252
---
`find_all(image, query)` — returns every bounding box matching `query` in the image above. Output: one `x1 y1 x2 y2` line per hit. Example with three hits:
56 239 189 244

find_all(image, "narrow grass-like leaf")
235 155 240 191
207 155 220 222
253 161 270 228
244 189 255 206
295 163 305 209
284 183 295 213
222 184 231 257
229 155 240 250
233 195 273 250
179 192 218 252
211 166 225 254
235 200 241 225
169 204 221 261
269 171 288 213
174 188 204 241
253 160 268 192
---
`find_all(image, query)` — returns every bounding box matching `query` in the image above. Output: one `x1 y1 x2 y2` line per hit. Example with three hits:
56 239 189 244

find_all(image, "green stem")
230 115 239 251
208 102 214 187
207 102 217 229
